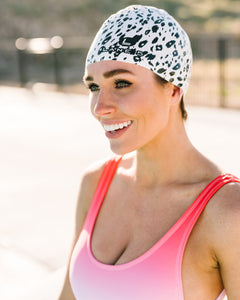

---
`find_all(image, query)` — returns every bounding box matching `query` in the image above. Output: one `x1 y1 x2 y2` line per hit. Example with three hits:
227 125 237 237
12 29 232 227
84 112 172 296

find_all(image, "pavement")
1 84 239 300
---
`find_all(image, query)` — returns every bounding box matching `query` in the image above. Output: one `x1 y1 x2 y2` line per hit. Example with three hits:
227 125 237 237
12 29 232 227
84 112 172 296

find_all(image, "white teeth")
113 124 119 131
110 124 115 131
104 121 132 132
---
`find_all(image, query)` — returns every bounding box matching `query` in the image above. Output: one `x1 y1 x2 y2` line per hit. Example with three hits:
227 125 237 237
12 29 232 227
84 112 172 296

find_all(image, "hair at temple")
154 73 188 120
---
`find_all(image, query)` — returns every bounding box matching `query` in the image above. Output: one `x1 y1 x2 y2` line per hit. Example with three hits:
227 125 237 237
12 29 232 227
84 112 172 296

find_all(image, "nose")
91 91 116 117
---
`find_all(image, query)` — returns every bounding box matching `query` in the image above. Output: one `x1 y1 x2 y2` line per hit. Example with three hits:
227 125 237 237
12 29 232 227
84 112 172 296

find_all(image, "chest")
91 184 197 265
89 185 223 299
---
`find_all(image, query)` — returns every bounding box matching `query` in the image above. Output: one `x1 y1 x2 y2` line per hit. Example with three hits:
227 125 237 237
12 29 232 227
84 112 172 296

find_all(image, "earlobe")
171 86 183 105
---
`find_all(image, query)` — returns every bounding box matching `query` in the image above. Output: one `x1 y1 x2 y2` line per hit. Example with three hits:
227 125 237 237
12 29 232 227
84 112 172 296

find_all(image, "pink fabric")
216 290 226 300
70 156 239 299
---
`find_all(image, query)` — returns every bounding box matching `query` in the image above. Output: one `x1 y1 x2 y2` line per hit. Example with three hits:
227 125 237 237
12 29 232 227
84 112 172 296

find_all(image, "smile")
103 121 132 133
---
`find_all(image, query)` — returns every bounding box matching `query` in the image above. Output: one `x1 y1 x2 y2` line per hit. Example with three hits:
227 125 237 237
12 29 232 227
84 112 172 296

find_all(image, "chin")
109 142 136 156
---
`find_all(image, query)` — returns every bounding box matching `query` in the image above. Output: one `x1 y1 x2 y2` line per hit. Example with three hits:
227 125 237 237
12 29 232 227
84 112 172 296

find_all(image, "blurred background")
0 0 240 107
0 0 239 299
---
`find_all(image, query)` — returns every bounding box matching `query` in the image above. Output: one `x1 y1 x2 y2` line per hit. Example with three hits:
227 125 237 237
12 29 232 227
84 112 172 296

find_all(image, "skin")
58 61 240 300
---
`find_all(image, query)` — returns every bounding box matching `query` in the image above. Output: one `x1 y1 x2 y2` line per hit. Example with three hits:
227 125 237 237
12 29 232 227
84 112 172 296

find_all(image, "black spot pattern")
87 5 192 94
139 40 148 48
166 40 175 48
156 45 163 51
152 25 159 32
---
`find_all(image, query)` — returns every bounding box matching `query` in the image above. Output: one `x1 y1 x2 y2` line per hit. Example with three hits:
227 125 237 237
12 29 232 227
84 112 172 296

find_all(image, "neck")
132 114 200 187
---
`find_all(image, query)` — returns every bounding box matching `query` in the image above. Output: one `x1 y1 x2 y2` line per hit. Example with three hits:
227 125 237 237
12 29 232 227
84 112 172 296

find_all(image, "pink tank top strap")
83 156 122 231
185 173 240 227
175 173 240 299
177 173 240 262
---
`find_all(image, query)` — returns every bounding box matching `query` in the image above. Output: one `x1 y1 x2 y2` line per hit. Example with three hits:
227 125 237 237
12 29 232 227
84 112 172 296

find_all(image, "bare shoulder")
208 179 240 225
79 157 110 196
74 157 112 235
206 179 240 297
205 178 240 230
204 178 240 257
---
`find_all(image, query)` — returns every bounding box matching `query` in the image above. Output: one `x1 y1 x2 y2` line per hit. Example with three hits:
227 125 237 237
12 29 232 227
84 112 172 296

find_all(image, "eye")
88 83 100 92
114 79 132 89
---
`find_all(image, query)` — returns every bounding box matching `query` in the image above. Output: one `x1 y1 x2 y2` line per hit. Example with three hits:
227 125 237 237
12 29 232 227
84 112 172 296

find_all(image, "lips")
103 120 133 139
103 121 132 133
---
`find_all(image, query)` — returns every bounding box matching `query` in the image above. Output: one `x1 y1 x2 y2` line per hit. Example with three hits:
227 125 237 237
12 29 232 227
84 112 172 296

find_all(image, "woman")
59 5 240 300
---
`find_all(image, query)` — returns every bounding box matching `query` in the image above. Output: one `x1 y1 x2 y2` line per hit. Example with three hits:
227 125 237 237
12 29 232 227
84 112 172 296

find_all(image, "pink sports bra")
70 156 240 299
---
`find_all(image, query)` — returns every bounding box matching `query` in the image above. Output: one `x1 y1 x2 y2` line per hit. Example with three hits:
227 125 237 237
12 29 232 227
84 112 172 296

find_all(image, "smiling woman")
58 5 240 300
84 61 179 155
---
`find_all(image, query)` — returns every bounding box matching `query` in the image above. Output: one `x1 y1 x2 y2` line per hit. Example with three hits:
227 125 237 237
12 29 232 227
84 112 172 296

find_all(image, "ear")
170 85 183 105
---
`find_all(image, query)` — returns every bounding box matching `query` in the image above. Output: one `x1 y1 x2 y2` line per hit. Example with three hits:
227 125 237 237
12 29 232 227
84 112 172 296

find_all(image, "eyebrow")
83 69 134 82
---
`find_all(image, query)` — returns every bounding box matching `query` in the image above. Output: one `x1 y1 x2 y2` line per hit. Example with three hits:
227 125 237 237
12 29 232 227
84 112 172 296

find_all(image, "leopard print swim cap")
86 5 192 94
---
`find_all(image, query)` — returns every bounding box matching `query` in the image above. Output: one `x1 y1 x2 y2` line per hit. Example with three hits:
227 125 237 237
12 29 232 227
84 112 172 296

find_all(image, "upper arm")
211 182 240 299
58 159 108 300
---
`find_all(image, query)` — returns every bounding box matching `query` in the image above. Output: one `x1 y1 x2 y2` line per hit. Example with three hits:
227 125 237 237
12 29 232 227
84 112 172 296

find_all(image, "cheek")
141 97 171 131
117 87 148 113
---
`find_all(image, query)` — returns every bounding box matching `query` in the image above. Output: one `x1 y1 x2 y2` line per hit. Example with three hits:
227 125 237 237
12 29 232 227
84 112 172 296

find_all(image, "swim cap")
86 5 192 94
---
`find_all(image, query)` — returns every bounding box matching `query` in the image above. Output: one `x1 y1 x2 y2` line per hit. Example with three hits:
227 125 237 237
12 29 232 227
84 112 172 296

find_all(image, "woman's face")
84 60 175 155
